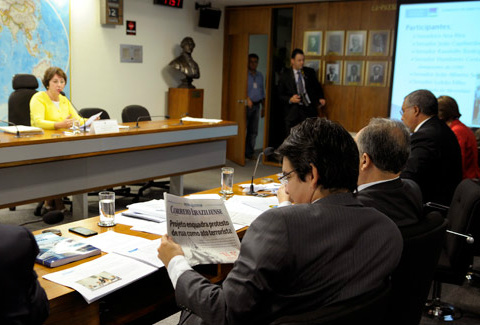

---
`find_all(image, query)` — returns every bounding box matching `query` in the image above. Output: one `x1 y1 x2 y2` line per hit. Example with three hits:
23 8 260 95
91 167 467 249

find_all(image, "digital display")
154 0 183 8
390 1 480 127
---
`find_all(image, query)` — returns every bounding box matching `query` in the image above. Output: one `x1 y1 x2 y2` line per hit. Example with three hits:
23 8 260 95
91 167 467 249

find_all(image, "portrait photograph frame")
324 30 345 56
323 60 342 85
304 59 322 80
366 61 388 87
368 30 390 56
303 31 323 56
343 60 364 86
346 30 367 56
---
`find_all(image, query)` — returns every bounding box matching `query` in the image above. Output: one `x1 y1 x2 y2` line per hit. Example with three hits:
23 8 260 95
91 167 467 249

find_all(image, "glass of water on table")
220 167 234 196
98 191 115 227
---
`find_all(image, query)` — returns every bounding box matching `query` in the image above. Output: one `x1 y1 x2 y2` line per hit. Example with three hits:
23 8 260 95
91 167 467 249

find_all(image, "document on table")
43 253 157 304
224 195 278 226
83 231 152 253
114 238 163 268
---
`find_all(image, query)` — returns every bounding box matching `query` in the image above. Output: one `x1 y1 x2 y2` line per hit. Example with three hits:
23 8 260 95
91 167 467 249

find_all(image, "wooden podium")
168 88 204 118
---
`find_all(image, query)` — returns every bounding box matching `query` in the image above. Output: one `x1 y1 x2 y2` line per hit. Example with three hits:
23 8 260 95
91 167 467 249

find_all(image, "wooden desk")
0 120 237 217
35 174 278 325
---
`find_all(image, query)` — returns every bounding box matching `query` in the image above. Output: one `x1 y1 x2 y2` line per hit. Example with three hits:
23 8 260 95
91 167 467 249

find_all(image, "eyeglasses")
400 105 414 115
278 170 295 185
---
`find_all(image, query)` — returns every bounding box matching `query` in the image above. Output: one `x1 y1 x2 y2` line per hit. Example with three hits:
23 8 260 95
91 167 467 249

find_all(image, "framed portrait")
366 61 388 87
343 61 364 86
303 31 322 56
368 30 390 56
304 60 321 79
323 60 342 85
346 30 367 56
324 31 344 56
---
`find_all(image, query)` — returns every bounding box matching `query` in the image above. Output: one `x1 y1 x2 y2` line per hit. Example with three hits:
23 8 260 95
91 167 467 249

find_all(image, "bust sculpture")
169 37 200 88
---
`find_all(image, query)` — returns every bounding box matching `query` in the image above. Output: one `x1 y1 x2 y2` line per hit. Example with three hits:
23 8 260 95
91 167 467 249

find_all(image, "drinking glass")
98 191 115 227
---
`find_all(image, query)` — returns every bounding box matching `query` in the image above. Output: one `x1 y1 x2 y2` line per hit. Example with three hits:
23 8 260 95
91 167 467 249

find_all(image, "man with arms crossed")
400 89 462 205
158 118 402 325
355 118 423 227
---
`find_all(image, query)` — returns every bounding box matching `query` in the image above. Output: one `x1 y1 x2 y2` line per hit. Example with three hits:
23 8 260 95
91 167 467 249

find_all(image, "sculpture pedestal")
168 88 204 118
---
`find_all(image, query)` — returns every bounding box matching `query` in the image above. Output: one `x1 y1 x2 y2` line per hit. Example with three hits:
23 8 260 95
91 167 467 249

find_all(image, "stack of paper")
121 199 166 222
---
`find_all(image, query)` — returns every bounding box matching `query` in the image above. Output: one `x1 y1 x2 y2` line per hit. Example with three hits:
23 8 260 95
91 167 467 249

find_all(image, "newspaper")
165 193 241 266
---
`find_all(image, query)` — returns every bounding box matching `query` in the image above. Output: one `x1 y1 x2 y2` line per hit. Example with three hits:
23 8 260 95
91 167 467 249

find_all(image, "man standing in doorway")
278 48 326 136
246 53 265 160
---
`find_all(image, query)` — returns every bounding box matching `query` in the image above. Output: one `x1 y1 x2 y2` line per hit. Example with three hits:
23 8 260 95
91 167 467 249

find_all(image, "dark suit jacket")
278 67 324 131
356 178 423 227
175 193 403 325
401 116 462 205
0 225 49 325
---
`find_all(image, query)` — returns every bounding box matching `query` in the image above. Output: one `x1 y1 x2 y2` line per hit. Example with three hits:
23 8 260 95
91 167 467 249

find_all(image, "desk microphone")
0 119 21 137
19 210 65 226
134 115 170 128
247 147 275 196
60 91 86 133
447 230 475 244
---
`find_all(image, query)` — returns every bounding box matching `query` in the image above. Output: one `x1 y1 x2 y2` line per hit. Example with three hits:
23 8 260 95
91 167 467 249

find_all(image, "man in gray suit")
158 118 403 325
355 118 423 227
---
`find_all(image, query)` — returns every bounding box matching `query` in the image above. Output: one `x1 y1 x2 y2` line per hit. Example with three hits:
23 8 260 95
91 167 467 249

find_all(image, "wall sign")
153 0 183 9
101 0 124 25
126 20 136 35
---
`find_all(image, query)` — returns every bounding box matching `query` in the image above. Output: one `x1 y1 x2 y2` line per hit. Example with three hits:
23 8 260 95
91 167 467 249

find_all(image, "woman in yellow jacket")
30 67 84 129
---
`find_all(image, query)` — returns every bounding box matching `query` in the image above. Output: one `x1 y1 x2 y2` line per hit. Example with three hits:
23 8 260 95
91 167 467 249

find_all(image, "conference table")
0 119 237 218
34 175 279 325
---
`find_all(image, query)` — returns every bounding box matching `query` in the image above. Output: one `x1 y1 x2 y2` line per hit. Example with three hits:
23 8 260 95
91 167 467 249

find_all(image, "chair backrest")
272 281 391 325
386 211 448 325
79 108 110 120
445 178 480 270
121 105 150 123
8 74 39 126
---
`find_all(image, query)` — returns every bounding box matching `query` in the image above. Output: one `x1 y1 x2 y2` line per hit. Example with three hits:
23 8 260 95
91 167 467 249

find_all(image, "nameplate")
89 119 120 134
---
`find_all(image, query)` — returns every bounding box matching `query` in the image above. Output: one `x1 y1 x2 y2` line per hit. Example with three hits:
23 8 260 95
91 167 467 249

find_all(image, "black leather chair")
79 108 110 120
424 178 480 319
121 105 169 196
272 281 391 325
386 211 448 325
8 74 38 126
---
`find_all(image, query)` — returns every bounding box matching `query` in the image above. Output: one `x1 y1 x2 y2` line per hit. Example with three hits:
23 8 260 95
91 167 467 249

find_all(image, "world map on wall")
0 0 70 121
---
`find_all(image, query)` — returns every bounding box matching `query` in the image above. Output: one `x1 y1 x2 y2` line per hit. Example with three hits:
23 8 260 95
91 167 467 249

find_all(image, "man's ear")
310 163 319 186
360 153 371 171
412 105 421 117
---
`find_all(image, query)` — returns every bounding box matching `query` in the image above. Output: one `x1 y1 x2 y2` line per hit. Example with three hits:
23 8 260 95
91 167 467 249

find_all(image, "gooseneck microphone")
0 119 21 137
447 230 475 244
60 91 86 133
247 147 275 196
178 112 189 125
134 115 170 128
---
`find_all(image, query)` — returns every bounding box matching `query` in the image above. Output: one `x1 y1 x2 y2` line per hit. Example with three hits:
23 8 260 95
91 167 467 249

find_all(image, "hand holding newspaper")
164 193 241 266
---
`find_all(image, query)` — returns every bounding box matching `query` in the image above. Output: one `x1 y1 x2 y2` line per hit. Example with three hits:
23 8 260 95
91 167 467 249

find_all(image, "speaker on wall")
198 7 221 29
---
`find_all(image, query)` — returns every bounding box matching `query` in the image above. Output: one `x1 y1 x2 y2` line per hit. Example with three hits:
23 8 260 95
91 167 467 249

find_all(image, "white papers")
0 125 44 134
181 117 222 123
114 238 163 268
84 112 103 127
43 254 157 304
239 182 281 194
123 199 166 223
83 231 152 253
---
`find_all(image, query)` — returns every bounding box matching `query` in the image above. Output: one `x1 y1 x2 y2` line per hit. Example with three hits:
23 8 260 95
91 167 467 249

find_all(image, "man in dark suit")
400 89 462 205
278 48 325 136
158 118 402 325
355 118 423 227
0 225 49 324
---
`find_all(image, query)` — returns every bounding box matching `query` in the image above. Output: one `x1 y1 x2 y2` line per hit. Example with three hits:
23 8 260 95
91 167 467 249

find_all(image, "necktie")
297 70 305 94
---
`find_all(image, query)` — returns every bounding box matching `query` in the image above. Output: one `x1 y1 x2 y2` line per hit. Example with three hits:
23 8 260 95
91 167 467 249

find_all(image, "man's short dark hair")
356 118 411 174
248 53 259 60
438 95 461 121
291 48 304 59
404 89 438 116
277 117 359 192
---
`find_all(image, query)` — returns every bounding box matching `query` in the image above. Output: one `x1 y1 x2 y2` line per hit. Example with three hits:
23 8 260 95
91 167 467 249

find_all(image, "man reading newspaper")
158 118 402 325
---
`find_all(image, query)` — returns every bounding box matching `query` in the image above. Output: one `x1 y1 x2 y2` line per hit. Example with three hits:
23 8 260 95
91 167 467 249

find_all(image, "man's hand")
157 235 184 268
277 185 292 204
247 97 253 108
319 99 326 106
290 94 301 104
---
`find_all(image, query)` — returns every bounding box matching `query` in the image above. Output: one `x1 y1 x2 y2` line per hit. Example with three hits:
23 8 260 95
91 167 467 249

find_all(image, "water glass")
220 167 234 195
98 191 115 227
72 120 81 134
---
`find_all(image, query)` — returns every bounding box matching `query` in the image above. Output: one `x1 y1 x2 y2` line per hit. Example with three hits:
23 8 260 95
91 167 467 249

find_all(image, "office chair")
385 211 448 325
424 178 480 320
79 107 110 120
272 281 391 325
121 105 169 197
8 74 38 126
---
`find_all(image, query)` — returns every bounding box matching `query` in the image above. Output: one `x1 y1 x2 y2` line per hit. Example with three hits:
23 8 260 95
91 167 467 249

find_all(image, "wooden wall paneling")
226 7 270 35
293 3 329 51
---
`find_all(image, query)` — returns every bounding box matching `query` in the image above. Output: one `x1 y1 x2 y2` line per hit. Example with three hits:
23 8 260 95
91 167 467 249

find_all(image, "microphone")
177 112 189 125
19 210 65 226
60 91 86 133
134 115 170 128
447 230 475 244
247 147 275 196
0 119 21 137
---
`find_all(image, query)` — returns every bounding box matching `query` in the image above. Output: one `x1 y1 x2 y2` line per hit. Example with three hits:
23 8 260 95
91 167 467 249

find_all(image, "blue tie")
297 70 305 95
